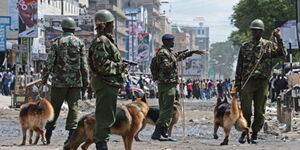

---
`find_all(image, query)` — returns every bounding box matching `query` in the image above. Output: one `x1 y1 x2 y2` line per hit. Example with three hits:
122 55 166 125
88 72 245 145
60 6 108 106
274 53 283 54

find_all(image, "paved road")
0 95 12 109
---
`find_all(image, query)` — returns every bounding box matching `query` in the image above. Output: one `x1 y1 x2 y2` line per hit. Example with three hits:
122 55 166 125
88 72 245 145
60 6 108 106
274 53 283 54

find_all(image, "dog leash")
240 53 264 90
240 44 266 91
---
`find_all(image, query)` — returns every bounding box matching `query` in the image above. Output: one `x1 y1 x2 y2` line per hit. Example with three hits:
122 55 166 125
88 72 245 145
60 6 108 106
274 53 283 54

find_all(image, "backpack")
150 53 159 81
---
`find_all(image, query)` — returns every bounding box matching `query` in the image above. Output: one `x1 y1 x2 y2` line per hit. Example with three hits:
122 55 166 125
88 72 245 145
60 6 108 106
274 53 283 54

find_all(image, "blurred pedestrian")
3 68 13 96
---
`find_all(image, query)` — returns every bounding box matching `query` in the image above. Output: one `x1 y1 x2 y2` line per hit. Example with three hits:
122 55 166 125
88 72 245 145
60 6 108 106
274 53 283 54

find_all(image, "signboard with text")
0 25 6 52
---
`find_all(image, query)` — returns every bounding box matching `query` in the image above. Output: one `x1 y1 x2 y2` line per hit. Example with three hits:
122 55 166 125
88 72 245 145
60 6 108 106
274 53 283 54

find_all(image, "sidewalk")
0 95 12 109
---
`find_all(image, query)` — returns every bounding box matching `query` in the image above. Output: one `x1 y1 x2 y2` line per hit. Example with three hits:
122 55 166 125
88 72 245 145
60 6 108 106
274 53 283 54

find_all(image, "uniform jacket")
88 33 125 88
234 38 287 89
157 45 193 84
42 32 88 88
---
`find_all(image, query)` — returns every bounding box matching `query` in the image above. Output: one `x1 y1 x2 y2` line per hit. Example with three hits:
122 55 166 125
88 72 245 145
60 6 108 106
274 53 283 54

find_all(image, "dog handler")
151 34 205 141
88 10 126 150
42 17 89 144
234 19 286 144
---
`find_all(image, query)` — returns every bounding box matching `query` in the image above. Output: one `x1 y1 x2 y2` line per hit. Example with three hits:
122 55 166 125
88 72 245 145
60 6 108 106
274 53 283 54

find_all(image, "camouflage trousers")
240 78 268 133
45 87 80 131
156 83 176 129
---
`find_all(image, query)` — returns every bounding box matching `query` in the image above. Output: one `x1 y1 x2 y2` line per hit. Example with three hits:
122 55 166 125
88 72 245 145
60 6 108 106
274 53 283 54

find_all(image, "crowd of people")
0 68 14 96
180 78 234 100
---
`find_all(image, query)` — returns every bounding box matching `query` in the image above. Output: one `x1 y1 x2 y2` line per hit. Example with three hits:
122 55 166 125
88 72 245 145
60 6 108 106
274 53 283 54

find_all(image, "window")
198 30 201 35
202 30 205 35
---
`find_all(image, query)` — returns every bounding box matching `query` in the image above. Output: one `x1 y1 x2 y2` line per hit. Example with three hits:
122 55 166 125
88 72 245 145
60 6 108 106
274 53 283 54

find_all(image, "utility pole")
61 0 64 15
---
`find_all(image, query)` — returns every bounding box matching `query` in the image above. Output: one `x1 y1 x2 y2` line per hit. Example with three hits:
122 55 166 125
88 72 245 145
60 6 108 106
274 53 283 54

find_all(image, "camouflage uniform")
42 32 88 131
156 45 193 129
234 38 286 133
88 33 125 143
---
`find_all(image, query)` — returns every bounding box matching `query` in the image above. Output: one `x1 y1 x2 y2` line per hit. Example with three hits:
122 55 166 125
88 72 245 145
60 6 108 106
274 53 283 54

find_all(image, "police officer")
235 19 286 144
42 17 88 145
88 10 126 150
151 34 204 141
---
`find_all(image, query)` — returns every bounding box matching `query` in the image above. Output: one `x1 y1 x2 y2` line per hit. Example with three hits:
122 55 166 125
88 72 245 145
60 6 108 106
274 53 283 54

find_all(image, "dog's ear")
141 94 147 103
27 97 33 103
132 95 136 102
217 97 222 104
223 96 228 103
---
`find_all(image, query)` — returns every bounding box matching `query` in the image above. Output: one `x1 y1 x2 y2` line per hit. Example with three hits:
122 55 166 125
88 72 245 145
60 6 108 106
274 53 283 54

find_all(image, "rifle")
123 59 138 66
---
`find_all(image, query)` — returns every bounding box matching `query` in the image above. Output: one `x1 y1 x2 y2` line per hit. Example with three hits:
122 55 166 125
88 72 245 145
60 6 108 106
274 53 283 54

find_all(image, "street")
1 97 300 150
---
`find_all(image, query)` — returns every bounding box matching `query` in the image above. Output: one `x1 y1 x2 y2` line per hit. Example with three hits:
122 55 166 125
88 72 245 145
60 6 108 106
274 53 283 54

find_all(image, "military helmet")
61 17 76 29
249 19 264 30
95 10 114 23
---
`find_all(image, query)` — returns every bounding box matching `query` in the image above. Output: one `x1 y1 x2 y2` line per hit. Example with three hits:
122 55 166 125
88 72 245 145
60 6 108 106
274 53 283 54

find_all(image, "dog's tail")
39 98 54 121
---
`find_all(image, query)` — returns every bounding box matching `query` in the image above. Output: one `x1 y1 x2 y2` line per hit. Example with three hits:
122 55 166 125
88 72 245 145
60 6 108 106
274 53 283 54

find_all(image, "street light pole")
61 0 64 15
131 13 135 61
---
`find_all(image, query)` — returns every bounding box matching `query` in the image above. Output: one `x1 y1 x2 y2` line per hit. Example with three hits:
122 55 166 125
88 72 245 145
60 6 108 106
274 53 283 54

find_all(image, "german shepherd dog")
63 95 149 150
213 95 250 145
19 98 54 145
134 99 181 141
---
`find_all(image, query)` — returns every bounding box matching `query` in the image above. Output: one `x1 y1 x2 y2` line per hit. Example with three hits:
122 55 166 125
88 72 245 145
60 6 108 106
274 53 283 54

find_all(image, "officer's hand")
230 87 238 94
273 28 282 40
193 50 205 55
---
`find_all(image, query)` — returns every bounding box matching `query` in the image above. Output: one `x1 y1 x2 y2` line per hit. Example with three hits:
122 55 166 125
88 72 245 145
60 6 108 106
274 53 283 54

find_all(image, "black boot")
64 129 76 144
151 126 176 141
96 142 108 150
238 132 246 144
161 127 176 142
251 132 258 144
151 125 162 140
45 130 52 145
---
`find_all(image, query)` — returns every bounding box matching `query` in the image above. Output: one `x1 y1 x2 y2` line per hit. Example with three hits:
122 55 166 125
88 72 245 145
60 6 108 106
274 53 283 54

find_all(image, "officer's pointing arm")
176 50 205 61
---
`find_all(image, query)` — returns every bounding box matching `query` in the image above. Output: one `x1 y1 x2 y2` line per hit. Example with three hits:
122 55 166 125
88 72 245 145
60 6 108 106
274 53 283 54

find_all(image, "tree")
230 0 296 45
209 41 238 79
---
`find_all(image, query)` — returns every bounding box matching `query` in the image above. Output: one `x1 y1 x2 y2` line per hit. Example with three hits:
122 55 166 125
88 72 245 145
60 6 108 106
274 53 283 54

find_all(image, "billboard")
0 25 6 52
183 55 204 75
137 33 150 62
280 20 298 49
18 0 38 37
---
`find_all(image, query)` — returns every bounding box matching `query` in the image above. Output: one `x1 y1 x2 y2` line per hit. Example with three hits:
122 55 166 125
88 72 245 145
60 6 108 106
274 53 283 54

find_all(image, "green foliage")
209 41 238 79
230 0 296 45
